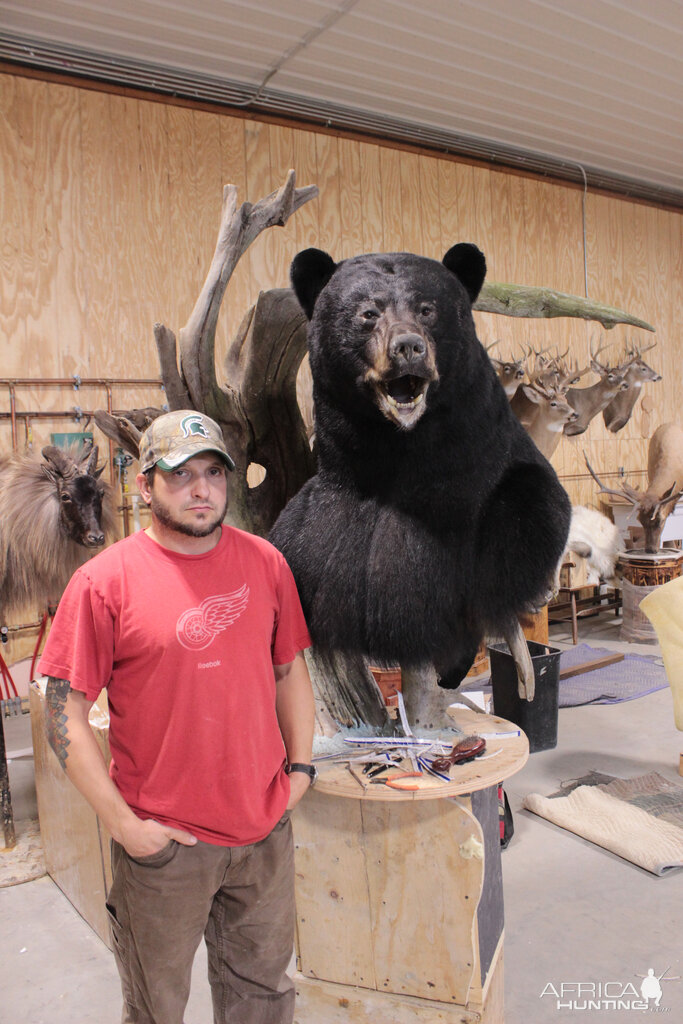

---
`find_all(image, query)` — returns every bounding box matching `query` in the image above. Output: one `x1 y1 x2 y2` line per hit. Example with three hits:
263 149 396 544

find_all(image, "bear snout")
389 332 427 366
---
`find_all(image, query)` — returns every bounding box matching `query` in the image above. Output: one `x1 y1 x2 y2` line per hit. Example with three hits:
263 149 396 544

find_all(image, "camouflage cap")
138 410 235 474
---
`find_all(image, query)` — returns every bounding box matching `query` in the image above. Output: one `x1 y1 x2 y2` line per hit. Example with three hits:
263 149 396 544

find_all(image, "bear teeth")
386 392 424 409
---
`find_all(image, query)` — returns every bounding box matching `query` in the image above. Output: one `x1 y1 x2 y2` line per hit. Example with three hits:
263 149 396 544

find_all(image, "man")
39 410 317 1024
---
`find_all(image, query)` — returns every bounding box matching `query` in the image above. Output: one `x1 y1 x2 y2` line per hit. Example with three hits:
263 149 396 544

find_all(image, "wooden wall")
1 68 682 655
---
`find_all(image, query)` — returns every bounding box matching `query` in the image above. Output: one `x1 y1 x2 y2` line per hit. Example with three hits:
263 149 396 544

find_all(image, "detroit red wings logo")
175 584 250 650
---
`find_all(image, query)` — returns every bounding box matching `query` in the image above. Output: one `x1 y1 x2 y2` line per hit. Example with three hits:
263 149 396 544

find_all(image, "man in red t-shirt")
40 410 316 1024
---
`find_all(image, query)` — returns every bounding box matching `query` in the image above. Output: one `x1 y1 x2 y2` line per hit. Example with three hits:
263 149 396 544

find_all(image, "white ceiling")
1 0 682 206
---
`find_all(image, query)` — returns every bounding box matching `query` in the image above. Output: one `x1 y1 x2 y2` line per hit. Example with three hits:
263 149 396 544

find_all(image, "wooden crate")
29 682 113 948
292 709 528 1022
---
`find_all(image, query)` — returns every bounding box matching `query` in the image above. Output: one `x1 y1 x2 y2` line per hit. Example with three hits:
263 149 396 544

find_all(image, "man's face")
141 453 229 538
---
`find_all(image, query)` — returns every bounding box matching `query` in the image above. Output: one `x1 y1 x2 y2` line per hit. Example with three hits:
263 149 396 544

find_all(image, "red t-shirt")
39 526 311 846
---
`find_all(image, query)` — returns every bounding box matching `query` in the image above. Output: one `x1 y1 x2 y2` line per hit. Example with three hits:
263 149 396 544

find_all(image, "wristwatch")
285 762 318 787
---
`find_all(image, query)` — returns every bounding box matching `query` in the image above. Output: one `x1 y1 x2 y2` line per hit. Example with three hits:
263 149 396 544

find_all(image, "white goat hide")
558 505 621 588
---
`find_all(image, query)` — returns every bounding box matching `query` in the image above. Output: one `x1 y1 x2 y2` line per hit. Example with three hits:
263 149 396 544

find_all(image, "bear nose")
389 333 427 363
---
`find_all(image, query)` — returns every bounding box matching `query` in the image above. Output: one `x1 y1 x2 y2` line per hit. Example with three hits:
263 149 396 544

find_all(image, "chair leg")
571 590 578 645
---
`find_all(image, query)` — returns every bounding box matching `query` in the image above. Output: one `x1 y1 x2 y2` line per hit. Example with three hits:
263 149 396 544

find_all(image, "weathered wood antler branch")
476 282 654 332
150 170 318 534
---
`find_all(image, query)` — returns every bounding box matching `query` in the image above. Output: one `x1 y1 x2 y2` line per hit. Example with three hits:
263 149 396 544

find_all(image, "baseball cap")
138 410 235 473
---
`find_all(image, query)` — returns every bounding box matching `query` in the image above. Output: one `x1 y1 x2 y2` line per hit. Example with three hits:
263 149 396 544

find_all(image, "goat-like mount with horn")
0 442 119 617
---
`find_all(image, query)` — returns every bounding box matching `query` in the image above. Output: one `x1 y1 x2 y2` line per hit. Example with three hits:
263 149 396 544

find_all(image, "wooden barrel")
618 551 683 588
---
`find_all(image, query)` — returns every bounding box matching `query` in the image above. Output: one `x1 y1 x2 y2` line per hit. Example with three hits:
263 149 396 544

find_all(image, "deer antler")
589 334 611 369
583 452 640 506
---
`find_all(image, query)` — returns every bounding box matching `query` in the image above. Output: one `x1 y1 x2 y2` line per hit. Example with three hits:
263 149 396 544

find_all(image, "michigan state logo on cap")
181 414 210 439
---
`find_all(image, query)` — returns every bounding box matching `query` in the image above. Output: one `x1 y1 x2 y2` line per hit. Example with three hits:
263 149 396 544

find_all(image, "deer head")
489 347 527 398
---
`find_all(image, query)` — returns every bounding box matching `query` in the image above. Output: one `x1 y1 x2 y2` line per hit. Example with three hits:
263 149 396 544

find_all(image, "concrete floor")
1 609 682 1023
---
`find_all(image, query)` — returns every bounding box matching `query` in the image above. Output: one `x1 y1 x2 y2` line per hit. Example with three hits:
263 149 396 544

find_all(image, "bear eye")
360 308 380 322
419 303 435 319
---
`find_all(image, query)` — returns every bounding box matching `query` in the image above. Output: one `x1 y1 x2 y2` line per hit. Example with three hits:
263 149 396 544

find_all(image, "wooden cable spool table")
291 709 528 1023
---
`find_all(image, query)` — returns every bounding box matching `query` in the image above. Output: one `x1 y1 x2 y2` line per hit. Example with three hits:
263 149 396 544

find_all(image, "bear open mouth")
384 375 428 409
371 373 433 429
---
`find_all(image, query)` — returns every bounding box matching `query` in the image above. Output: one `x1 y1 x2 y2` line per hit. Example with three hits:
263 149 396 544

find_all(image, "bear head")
290 244 487 431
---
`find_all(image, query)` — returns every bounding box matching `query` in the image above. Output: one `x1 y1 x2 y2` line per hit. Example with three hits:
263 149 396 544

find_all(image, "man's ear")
136 472 152 505
442 243 487 304
290 248 338 319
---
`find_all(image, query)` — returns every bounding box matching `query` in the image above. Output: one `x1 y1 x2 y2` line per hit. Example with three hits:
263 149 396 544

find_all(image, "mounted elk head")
41 443 108 548
602 341 661 433
584 437 683 554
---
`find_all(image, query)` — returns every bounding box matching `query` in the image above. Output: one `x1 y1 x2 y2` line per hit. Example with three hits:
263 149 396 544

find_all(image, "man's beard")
148 494 228 538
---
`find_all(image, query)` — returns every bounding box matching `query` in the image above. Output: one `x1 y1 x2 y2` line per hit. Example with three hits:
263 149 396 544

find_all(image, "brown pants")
106 813 295 1024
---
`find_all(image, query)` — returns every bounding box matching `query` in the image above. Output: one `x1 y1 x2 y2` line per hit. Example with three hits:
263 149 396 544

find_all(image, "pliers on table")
371 771 423 791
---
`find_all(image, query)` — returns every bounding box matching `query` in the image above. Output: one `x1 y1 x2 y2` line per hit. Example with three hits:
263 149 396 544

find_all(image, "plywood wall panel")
399 150 424 255
379 146 404 252
16 78 58 378
359 143 384 253
314 133 342 259
292 128 320 251
109 96 148 375
1 71 682 524
484 171 517 355
78 90 119 370
337 138 364 260
137 100 174 372
0 75 26 361
418 156 442 261
436 159 458 250
46 85 84 380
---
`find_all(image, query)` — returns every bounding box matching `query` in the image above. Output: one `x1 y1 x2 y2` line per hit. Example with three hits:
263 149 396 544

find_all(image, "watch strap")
285 762 317 784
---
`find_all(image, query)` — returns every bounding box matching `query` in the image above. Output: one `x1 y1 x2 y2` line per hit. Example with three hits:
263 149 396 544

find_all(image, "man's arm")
274 652 316 810
45 677 197 857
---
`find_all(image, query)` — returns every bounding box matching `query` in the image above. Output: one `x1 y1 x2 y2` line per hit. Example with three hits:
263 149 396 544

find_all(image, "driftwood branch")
476 282 655 332
153 324 191 409
93 409 161 461
176 171 318 414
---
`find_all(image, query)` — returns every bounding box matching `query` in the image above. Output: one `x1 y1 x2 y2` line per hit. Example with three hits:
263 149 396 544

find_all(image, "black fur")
270 246 571 686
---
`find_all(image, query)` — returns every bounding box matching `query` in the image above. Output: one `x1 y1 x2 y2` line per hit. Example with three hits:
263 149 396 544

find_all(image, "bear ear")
290 248 338 319
442 243 487 304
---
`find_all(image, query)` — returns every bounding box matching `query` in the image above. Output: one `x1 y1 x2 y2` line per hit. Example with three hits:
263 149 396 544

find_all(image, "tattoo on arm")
45 676 72 771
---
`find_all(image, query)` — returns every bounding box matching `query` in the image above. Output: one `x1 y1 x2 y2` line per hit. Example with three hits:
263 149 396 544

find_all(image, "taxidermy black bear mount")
270 243 571 714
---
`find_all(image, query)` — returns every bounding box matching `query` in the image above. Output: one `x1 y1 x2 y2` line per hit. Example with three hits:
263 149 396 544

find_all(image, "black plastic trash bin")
487 640 561 753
